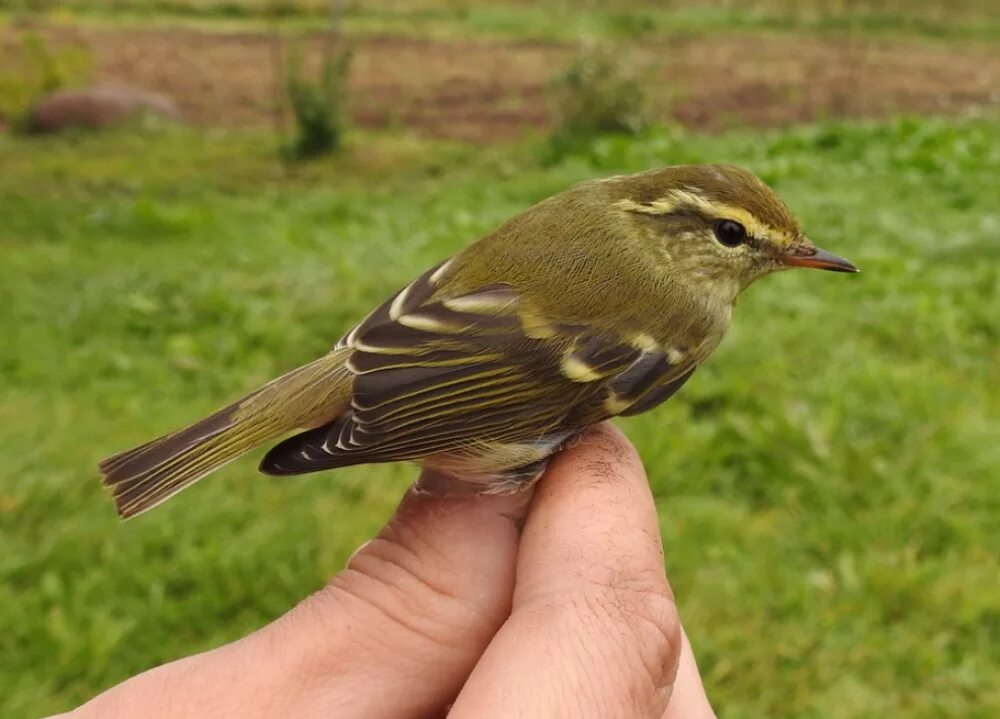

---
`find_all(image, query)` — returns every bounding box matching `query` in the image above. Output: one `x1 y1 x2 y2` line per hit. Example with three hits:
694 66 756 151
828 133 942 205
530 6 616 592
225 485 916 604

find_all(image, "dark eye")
713 220 748 248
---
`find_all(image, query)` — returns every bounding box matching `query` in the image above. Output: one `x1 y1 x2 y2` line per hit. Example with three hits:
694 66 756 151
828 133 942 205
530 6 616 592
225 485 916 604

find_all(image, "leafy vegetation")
282 34 353 159
0 31 92 129
1 113 997 717
548 40 648 156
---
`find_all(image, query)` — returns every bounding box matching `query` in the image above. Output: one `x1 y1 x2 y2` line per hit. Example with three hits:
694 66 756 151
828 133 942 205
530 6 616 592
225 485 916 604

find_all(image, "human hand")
60 424 715 718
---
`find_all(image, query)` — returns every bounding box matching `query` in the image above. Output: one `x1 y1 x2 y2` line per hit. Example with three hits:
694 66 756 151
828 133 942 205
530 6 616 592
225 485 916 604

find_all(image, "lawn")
1 113 997 717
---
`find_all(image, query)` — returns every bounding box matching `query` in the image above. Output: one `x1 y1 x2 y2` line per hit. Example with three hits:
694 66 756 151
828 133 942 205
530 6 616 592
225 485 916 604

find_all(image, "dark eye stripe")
626 201 773 248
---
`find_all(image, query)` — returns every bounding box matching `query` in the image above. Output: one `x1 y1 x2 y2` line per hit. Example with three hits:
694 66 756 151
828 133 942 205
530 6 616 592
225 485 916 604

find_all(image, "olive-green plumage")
100 164 857 518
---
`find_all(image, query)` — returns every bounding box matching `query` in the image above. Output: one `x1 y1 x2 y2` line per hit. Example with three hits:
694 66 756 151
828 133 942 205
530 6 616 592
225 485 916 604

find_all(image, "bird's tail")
99 351 351 519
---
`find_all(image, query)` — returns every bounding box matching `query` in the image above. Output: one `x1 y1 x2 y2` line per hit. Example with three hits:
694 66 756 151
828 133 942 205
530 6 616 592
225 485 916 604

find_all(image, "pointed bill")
783 245 859 273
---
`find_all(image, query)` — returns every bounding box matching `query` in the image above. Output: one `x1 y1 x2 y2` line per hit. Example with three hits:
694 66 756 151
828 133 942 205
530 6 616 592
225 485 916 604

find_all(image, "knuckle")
514 568 680 715
624 582 681 691
317 533 485 652
584 570 681 693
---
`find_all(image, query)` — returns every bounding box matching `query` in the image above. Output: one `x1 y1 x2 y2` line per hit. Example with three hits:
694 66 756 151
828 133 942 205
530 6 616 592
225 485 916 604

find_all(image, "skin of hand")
59 424 715 719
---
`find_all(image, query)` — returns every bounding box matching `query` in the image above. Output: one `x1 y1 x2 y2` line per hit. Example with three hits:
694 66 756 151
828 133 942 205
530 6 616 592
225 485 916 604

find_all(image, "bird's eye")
713 220 748 248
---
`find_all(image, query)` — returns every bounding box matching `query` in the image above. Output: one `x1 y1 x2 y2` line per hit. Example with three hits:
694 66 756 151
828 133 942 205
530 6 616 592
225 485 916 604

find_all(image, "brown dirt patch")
13 23 1000 141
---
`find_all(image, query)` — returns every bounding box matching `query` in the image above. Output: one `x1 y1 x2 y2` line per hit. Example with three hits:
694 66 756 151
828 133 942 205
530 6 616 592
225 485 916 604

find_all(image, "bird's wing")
260 261 694 474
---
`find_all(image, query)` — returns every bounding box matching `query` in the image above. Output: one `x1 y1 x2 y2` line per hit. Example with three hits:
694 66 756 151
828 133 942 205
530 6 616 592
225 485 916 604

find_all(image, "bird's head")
610 164 857 302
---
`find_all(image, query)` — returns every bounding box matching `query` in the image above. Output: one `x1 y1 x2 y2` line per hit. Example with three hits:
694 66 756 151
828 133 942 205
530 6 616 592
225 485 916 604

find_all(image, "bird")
99 164 857 519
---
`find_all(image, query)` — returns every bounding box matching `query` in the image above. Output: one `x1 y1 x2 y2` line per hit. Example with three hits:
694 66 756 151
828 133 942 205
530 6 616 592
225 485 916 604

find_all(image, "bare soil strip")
16 25 1000 141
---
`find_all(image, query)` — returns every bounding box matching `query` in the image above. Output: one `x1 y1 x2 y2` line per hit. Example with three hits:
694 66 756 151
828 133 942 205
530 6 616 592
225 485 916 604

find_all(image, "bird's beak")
782 241 859 273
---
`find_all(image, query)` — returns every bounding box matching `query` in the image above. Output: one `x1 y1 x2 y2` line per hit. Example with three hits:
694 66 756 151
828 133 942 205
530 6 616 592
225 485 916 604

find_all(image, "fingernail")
347 539 371 566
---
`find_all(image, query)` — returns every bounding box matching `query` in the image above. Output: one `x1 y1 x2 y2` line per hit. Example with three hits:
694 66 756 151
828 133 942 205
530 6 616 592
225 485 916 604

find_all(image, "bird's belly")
419 430 578 492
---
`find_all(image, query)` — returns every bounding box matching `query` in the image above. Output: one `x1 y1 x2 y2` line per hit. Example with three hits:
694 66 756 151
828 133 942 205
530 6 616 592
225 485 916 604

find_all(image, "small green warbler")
101 164 857 518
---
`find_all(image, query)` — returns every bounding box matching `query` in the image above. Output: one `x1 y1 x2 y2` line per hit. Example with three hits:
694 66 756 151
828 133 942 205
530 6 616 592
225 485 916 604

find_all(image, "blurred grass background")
1 1 998 717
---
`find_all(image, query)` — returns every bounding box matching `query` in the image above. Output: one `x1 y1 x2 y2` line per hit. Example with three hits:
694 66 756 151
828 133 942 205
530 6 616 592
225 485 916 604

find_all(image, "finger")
661 627 716 719
60 475 532 719
451 423 681 718
246 474 534 718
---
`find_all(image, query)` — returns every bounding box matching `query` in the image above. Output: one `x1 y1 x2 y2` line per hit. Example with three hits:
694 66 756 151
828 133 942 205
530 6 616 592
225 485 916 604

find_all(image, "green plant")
548 40 649 151
0 32 92 129
283 36 353 160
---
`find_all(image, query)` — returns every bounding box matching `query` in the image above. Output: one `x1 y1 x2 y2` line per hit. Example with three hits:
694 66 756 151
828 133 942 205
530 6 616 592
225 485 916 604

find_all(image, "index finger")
450 423 682 718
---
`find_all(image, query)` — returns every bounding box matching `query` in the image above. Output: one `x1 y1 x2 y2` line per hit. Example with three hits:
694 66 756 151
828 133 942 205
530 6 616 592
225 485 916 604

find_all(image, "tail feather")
100 352 350 519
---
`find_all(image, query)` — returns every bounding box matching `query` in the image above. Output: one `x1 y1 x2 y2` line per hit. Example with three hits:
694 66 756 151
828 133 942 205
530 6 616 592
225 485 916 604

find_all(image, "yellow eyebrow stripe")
616 190 795 247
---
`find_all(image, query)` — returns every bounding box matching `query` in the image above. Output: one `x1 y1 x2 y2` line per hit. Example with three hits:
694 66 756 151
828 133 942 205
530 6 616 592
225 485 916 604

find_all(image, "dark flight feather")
260 277 692 477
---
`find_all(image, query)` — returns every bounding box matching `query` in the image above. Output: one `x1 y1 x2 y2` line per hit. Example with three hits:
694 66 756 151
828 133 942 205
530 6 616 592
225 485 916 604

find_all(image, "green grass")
2 114 998 717
5 0 1000 42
